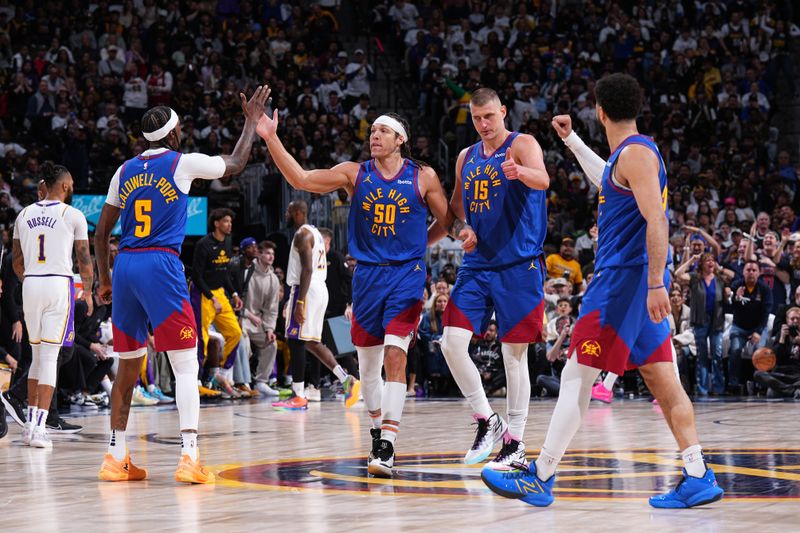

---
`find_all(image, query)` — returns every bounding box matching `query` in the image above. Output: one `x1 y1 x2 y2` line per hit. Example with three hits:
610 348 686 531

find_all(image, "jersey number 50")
135 199 152 238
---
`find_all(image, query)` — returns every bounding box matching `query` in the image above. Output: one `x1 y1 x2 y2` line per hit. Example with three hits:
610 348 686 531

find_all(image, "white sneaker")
305 385 321 402
255 382 279 396
30 427 53 449
367 439 395 478
464 413 507 465
22 422 33 445
131 386 158 406
485 437 526 471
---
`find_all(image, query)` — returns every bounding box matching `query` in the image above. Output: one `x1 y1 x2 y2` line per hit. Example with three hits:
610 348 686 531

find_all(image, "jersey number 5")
134 199 152 238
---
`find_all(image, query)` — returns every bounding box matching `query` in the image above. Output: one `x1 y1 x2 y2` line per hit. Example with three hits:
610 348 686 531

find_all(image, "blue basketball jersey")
117 150 188 252
595 135 668 270
460 132 547 269
348 158 428 263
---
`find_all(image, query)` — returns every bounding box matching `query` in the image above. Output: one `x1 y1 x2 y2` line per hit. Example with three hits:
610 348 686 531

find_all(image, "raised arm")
619 144 670 323
552 115 606 187
428 148 467 246
419 165 476 252
257 109 357 194
218 85 271 176
502 133 549 190
94 203 121 304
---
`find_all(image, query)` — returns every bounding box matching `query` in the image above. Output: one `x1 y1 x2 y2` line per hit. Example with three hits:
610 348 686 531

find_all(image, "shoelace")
469 418 490 450
494 439 520 462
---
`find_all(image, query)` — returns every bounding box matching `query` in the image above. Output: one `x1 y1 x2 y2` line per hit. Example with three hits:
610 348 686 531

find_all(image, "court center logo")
215 448 800 500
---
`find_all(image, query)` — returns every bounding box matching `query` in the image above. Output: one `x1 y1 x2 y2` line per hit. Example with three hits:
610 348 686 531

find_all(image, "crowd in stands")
1 0 800 431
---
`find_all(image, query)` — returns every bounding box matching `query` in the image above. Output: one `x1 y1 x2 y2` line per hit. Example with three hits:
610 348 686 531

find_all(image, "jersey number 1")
135 199 152 238
38 234 46 263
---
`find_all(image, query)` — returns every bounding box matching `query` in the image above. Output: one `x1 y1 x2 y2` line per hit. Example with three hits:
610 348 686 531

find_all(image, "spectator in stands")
468 320 504 396
546 237 583 292
246 240 282 397
669 287 695 394
758 307 800 398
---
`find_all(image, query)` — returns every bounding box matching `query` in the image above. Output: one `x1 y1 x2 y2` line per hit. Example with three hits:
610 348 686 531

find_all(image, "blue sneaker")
649 468 724 508
148 385 175 404
481 461 555 507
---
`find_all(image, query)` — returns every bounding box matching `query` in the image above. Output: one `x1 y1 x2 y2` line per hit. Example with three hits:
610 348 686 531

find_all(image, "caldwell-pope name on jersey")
119 172 179 208
360 185 412 237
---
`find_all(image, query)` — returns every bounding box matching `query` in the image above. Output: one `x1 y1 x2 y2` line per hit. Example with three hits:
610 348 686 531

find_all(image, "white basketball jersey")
14 201 88 277
287 224 327 286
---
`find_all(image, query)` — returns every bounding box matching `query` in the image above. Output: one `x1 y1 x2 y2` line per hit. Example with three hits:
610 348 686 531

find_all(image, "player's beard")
65 188 73 205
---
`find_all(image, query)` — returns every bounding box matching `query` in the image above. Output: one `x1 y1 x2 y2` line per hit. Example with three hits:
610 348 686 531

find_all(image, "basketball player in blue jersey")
428 88 549 469
482 74 724 508
94 85 271 484
256 109 476 477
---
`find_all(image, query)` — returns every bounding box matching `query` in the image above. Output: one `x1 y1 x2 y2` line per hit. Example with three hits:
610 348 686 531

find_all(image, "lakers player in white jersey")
272 201 360 410
11 162 93 448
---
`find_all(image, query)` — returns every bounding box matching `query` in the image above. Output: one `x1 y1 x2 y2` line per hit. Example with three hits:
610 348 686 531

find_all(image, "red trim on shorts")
153 299 198 351
501 299 545 343
631 335 673 370
120 246 180 257
442 300 474 332
385 299 424 338
112 324 146 353
351 317 384 347
567 309 632 375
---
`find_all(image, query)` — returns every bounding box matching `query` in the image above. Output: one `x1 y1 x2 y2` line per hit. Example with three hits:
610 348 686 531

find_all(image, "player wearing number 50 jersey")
12 162 93 450
257 108 476 478
94 86 271 484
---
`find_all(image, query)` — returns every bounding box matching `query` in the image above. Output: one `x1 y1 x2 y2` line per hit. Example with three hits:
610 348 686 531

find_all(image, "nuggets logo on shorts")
180 326 195 341
580 340 602 357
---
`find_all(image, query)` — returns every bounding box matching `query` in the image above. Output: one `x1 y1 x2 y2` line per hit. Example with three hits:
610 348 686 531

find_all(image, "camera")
789 325 799 337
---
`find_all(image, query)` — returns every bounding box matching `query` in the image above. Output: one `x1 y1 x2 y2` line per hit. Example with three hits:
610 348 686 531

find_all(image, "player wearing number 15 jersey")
94 86 270 484
429 88 549 471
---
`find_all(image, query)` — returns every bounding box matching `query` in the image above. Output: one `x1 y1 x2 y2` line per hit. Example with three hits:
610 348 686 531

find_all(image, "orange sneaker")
98 453 148 482
272 395 308 410
198 384 222 398
175 451 215 484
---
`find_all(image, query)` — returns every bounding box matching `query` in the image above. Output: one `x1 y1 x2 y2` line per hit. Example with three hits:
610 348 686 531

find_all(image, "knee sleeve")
169 347 200 431
442 327 492 417
36 344 61 387
384 333 411 353
357 345 384 415
28 344 41 381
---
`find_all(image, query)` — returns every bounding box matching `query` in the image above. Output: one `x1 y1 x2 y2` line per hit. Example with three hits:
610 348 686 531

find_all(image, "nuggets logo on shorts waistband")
580 340 602 357
180 326 195 341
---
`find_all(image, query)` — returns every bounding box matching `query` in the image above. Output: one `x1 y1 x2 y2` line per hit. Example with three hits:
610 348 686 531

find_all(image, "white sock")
682 444 706 477
292 381 306 398
502 343 530 440
27 406 38 426
442 327 493 418
181 432 198 461
101 377 113 395
535 356 600 481
108 429 127 461
333 364 348 383
35 409 48 430
357 346 384 427
380 381 406 445
602 372 618 391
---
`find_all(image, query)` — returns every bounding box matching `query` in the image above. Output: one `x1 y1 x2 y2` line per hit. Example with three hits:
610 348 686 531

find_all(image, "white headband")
373 115 409 143
143 108 179 141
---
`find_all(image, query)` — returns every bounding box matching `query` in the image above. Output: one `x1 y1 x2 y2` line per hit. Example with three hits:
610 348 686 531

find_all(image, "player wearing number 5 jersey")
94 86 271 484
256 109 476 477
12 162 93 450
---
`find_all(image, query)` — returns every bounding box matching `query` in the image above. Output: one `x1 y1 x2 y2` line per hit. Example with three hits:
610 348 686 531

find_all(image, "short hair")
744 259 761 269
258 240 276 252
470 87 501 107
40 160 69 188
209 207 235 226
594 73 642 122
287 200 308 215
318 227 333 239
557 297 572 306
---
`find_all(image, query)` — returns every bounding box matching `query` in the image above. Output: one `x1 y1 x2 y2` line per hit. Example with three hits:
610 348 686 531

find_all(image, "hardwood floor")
1 396 798 531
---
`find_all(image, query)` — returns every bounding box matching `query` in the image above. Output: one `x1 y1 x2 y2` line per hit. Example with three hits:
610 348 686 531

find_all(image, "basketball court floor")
1 396 798 531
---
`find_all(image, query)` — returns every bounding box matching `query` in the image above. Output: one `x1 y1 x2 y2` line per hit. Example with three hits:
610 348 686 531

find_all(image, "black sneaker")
0 400 7 439
367 428 381 463
1 390 26 427
368 439 395 478
46 416 83 434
